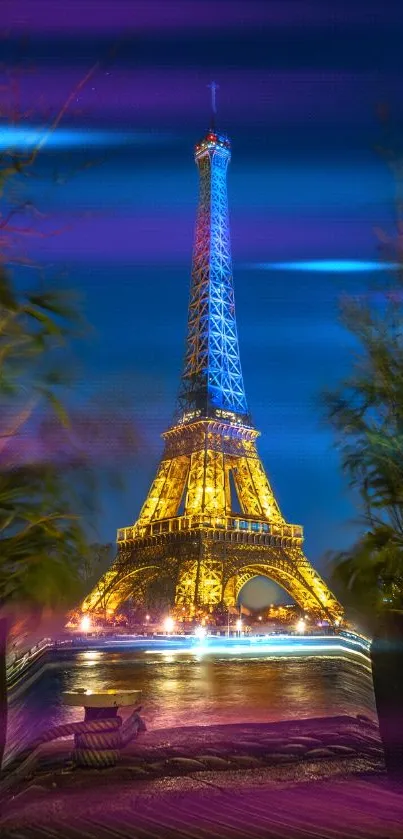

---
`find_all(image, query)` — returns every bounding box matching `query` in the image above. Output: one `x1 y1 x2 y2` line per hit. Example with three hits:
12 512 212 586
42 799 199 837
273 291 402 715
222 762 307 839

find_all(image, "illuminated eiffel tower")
83 89 342 624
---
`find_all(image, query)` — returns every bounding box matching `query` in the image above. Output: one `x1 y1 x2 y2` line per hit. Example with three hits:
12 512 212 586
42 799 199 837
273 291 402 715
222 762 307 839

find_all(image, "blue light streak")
146 633 371 662
0 126 174 150
146 643 370 665
247 260 399 273
71 632 371 666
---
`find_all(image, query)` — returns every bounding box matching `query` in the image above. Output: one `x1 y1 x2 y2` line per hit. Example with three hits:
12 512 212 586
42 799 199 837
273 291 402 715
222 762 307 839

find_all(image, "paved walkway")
2 775 403 838
2 715 399 838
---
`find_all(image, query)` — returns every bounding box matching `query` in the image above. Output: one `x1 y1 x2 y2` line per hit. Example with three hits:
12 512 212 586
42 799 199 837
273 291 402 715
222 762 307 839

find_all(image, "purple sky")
7 1 397 32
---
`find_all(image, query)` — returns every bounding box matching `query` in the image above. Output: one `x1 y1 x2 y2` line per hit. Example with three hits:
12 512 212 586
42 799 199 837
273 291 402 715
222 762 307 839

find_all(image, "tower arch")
223 563 327 617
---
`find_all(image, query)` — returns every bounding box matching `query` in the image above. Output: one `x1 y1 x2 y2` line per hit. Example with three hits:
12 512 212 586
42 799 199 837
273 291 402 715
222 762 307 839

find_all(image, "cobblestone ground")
2 715 400 839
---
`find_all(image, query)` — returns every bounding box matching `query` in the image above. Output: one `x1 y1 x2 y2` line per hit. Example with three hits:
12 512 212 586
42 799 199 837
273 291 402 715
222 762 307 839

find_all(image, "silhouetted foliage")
324 116 403 629
324 290 403 627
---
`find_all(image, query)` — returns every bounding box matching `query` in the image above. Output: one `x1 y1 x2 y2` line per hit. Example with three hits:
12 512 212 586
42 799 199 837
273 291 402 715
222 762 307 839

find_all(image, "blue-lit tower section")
178 130 249 425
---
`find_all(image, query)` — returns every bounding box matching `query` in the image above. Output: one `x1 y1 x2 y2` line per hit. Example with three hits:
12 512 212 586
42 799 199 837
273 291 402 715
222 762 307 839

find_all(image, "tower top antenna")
208 81 219 130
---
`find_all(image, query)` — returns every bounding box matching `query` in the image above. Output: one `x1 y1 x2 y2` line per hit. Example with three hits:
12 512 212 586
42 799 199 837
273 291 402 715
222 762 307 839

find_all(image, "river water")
7 642 376 758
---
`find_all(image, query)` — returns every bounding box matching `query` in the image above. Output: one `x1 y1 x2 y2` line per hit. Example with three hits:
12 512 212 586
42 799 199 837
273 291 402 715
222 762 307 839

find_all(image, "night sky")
4 1 403 605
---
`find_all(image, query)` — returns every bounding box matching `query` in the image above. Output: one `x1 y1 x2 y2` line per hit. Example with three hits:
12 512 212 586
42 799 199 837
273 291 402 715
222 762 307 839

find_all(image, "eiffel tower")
83 95 342 624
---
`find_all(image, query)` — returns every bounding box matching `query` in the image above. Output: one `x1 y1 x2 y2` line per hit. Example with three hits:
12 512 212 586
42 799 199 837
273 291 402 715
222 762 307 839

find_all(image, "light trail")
246 260 399 273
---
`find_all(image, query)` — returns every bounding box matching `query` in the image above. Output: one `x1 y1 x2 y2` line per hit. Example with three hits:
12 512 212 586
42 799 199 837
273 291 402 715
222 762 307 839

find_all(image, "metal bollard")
62 689 144 768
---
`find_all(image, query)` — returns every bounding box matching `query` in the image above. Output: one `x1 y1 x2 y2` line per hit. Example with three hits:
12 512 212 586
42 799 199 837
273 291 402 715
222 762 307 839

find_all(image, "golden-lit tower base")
82 418 343 623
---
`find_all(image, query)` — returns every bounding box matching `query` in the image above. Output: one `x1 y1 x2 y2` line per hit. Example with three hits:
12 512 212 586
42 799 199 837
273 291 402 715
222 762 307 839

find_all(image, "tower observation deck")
82 98 342 624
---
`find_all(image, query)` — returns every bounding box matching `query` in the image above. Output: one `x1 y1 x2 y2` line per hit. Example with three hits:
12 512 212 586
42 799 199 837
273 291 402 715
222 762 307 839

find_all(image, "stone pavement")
1 714 399 839
3 772 403 839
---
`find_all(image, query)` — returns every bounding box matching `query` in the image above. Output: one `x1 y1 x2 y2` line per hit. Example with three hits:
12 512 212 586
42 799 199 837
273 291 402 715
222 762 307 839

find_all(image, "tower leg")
175 560 198 617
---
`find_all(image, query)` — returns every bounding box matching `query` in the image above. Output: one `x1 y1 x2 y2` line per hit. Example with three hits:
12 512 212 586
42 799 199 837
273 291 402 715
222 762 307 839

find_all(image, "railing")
6 637 55 689
6 637 73 686
117 515 303 543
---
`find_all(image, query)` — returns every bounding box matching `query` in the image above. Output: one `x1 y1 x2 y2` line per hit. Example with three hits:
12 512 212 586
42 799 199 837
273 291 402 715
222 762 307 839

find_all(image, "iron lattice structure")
177 133 249 423
83 127 342 623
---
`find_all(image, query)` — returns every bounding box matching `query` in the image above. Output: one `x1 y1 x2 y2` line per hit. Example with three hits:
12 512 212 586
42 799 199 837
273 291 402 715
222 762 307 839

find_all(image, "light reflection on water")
7 648 376 758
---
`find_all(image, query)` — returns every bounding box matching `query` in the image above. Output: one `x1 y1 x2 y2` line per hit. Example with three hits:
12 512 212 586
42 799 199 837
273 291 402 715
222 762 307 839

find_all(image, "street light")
80 615 91 633
236 618 243 637
163 616 175 634
296 618 306 634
